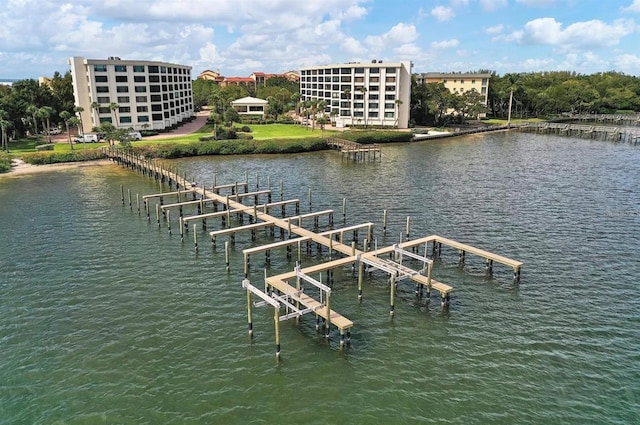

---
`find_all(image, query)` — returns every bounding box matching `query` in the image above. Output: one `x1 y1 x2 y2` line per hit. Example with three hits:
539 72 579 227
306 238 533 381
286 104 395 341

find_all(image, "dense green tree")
224 108 240 126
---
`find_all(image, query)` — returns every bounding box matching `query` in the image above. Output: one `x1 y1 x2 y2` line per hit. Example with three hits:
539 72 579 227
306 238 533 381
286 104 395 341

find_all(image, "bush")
341 130 413 144
240 125 251 133
35 144 54 151
0 152 11 173
21 149 106 165
237 133 254 140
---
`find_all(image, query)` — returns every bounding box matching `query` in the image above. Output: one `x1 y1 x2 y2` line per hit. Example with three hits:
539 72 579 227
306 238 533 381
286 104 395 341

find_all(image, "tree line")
411 70 640 126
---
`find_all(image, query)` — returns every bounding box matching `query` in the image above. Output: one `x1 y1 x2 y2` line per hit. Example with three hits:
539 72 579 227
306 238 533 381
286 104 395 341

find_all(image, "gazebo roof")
231 96 269 105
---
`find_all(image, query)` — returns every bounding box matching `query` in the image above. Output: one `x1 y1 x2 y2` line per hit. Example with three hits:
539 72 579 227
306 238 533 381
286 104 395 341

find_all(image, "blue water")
1 131 639 424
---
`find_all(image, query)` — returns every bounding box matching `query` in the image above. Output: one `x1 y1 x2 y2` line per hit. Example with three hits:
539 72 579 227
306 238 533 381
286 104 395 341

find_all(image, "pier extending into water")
517 122 640 144
105 146 523 358
326 137 381 162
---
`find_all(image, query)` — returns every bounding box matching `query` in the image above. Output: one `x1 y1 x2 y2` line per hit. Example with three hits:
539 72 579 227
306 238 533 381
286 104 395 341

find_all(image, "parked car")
74 133 99 143
128 131 142 141
48 127 62 135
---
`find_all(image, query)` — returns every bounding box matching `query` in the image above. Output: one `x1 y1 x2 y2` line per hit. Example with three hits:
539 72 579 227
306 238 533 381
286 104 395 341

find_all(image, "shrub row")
21 149 106 165
131 138 327 159
0 152 11 173
340 130 414 144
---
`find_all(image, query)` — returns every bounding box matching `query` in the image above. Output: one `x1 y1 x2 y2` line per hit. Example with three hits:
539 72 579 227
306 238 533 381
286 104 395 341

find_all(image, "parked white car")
49 127 62 135
128 131 142 141
74 133 99 143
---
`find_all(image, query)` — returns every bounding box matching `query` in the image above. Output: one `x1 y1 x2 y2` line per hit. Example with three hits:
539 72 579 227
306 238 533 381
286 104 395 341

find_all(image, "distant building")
68 56 194 133
220 77 256 89
197 70 224 84
231 96 268 116
300 60 412 128
415 72 491 104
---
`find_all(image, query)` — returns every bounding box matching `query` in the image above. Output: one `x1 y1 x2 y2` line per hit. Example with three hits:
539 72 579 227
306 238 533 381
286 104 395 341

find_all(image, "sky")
1 0 640 80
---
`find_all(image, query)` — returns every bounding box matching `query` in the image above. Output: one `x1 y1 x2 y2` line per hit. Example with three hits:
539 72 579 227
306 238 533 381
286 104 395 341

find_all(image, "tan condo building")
300 60 412 128
415 72 490 103
69 56 194 133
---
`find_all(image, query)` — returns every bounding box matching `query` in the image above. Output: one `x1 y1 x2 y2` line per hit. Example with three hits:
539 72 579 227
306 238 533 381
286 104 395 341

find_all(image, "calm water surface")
1 132 639 424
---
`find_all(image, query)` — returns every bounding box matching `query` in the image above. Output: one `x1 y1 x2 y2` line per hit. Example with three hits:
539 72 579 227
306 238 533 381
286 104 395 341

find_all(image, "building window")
385 76 396 83
340 76 351 83
385 86 396 92
354 102 364 109
151 104 163 111
368 111 378 117
370 67 379 74
369 77 379 83
97 96 110 103
150 95 161 102
340 68 351 74
135 86 147 93
116 76 128 83
355 67 364 74
95 75 108 83
384 111 395 118
369 86 379 92
150 85 161 93
152 113 163 120
138 115 149 122
354 111 364 117
98 107 110 114
369 94 379 100
385 94 396 100
133 65 145 72
149 75 160 83
134 76 146 83
100 117 112 123
160 66 167 73
116 86 129 93
115 65 127 72
117 96 130 103
340 110 351 116
119 107 130 113
148 66 159 73
96 86 109 93
369 103 379 109
94 64 107 72
119 116 132 123
385 103 395 109
136 96 147 102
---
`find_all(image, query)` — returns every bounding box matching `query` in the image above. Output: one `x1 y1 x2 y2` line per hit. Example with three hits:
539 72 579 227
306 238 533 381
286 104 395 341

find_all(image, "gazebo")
231 96 268 117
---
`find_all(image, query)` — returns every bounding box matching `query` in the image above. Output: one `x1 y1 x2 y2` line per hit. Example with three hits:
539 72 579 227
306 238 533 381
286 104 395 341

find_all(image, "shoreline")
1 158 113 178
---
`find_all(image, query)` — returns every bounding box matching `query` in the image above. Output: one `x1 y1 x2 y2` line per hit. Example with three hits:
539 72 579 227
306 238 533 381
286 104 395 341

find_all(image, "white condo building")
300 60 411 129
69 56 194 133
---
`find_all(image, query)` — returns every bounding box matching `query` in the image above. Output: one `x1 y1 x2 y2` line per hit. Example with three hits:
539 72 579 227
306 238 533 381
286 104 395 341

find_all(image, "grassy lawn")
247 124 338 139
7 137 107 155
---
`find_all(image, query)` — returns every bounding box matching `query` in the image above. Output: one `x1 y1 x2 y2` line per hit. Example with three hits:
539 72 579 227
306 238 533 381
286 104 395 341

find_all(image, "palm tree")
291 93 301 116
359 86 368 128
109 102 120 127
316 116 328 139
38 106 55 143
394 99 403 128
74 106 85 136
26 104 39 136
59 110 73 149
90 101 101 128
0 109 11 152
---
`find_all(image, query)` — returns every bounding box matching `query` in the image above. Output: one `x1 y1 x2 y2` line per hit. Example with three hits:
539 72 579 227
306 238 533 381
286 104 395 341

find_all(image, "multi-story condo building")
69 56 194 133
415 72 491 103
300 60 411 128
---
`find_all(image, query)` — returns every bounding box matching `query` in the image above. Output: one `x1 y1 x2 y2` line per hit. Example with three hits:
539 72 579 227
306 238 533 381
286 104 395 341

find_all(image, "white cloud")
621 0 640 12
431 6 455 22
431 39 460 49
450 0 470 6
365 22 419 50
510 18 637 51
613 53 640 71
516 0 556 6
485 24 504 34
479 0 508 11
342 37 367 55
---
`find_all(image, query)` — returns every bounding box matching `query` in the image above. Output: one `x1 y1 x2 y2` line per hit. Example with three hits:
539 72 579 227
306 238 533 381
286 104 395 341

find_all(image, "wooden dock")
326 137 381 162
105 147 523 358
517 122 640 144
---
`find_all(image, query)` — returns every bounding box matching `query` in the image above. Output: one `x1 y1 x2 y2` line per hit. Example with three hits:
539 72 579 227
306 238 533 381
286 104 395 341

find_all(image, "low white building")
300 60 412 129
231 96 268 116
68 56 194 133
